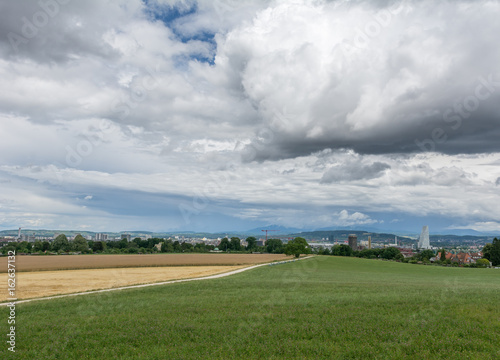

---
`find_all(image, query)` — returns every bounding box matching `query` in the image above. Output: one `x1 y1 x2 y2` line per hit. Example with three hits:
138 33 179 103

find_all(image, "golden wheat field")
0 266 247 301
0 253 289 272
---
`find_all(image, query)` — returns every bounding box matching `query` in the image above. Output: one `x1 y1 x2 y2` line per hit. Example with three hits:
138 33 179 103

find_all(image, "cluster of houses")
432 251 483 265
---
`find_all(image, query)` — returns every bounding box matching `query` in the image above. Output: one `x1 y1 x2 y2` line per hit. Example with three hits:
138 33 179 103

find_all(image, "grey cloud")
386 163 477 187
321 161 391 183
1 0 500 233
225 0 500 161
0 0 124 63
496 177 500 186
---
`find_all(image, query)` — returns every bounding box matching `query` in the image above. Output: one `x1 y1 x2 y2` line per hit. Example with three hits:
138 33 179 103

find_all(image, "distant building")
470 252 483 262
121 234 131 241
20 233 36 242
256 240 266 247
399 249 416 258
95 233 108 241
437 251 475 265
348 234 357 252
418 226 431 249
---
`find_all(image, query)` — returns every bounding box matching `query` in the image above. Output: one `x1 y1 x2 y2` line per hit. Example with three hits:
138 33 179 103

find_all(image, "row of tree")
0 235 313 258
316 245 405 261
1 235 167 255
210 237 311 258
315 242 497 267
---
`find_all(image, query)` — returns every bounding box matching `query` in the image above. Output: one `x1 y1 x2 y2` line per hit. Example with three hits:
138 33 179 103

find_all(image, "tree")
284 237 311 258
246 237 257 251
357 248 381 259
117 238 128 249
318 247 331 255
42 241 51 252
395 253 405 261
127 247 138 254
482 243 492 261
265 238 283 254
381 247 401 260
331 244 352 257
490 238 500 266
71 234 88 252
92 241 106 252
230 237 241 251
17 241 31 253
418 249 434 261
218 238 229 251
52 234 70 252
161 240 174 253
440 249 446 262
194 243 207 253
181 242 194 252
34 240 43 252
173 241 182 252
1 244 16 255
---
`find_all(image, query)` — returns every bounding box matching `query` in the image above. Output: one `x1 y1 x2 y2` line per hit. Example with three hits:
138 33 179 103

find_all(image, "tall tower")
17 227 21 240
418 226 431 249
368 236 372 249
348 234 358 251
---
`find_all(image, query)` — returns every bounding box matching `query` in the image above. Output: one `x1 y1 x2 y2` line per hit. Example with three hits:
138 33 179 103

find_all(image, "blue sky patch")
142 0 216 63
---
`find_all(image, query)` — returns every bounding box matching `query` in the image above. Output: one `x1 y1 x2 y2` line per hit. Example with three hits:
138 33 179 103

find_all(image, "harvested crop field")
0 266 246 301
0 253 289 272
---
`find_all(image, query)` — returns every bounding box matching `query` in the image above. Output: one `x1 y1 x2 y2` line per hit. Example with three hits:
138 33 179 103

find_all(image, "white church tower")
418 226 431 249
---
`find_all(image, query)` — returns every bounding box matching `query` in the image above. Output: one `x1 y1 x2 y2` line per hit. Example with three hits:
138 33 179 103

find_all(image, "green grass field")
2 256 499 359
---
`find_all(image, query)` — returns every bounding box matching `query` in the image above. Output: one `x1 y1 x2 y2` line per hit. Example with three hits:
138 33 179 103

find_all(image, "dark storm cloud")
228 0 500 162
321 161 391 183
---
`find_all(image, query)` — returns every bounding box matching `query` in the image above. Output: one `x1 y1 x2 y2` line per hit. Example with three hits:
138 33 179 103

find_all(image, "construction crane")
261 229 278 242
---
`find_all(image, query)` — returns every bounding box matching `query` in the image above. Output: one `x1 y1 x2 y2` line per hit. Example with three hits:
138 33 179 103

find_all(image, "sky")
0 0 499 234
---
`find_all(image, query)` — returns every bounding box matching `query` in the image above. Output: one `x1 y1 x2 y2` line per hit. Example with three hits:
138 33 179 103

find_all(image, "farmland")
0 253 289 272
0 266 246 301
1 256 499 359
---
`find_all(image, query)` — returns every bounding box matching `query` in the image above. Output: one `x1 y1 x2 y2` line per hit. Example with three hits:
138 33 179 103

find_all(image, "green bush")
476 259 490 268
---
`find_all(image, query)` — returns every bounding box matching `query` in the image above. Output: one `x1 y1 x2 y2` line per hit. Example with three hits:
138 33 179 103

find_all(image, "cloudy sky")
1 0 499 234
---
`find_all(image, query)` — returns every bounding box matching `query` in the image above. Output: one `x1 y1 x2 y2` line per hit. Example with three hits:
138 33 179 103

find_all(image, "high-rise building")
348 234 357 251
368 236 372 250
95 233 108 241
121 233 131 241
418 226 431 249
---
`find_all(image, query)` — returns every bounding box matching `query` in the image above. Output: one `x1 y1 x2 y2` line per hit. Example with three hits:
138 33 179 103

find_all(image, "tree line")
316 245 406 261
0 235 312 258
315 242 496 267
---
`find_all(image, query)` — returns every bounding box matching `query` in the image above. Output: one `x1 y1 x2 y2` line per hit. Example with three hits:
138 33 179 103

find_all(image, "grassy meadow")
2 256 499 359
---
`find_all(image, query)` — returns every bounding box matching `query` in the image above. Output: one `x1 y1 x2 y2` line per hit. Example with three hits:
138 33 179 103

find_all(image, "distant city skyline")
1 1 500 235
2 224 498 238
